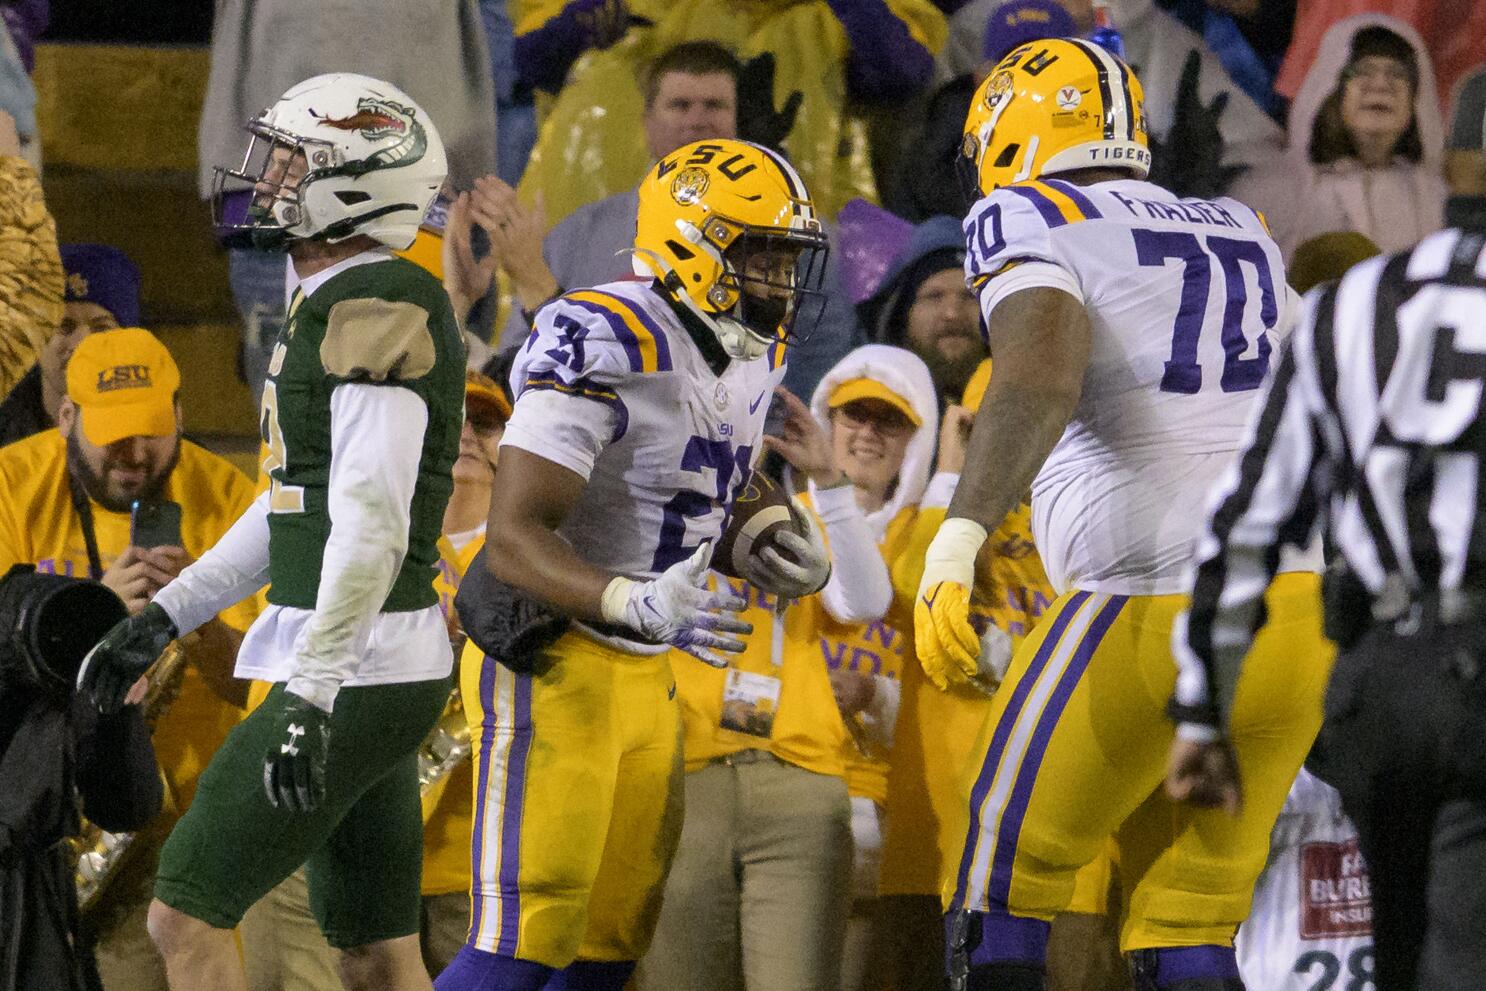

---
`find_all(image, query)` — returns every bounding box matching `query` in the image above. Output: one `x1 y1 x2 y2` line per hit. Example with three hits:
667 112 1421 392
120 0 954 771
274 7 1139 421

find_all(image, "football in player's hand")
711 471 805 580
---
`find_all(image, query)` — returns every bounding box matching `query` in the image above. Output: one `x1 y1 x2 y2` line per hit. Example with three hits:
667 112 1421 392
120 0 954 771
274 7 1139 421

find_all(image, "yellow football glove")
915 517 989 691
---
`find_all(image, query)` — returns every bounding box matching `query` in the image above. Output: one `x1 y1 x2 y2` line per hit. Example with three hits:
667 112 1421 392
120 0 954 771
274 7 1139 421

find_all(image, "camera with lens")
0 564 127 704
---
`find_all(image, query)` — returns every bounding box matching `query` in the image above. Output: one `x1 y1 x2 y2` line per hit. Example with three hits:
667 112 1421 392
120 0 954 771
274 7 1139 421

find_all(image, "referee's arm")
1171 327 1330 741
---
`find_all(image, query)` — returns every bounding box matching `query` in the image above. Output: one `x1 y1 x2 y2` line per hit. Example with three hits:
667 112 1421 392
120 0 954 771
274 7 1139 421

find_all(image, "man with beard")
859 215 986 406
0 326 258 990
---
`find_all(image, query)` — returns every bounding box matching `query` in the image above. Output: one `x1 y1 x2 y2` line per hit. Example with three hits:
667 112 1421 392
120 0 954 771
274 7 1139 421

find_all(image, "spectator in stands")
514 0 946 228
1233 15 1447 259
1447 61 1486 202
420 368 509 976
889 0 1078 221
0 107 61 400
858 215 984 405
1287 229 1381 294
0 327 258 990
637 345 936 991
937 0 1285 178
198 0 497 403
0 244 139 448
490 39 865 401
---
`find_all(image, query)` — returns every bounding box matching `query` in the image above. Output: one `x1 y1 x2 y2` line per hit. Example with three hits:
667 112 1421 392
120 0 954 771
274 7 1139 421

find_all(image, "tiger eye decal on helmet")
633 138 830 362
961 37 1150 198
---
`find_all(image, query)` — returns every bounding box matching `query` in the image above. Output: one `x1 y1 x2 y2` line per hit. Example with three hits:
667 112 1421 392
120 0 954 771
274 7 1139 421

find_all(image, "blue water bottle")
1089 5 1125 58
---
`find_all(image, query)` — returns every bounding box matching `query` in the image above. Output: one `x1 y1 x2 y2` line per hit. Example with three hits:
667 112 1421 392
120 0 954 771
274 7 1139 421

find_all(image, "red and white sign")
1298 838 1372 939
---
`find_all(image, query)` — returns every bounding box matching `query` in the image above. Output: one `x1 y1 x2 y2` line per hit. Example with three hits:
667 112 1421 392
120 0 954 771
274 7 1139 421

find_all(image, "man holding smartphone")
0 326 259 989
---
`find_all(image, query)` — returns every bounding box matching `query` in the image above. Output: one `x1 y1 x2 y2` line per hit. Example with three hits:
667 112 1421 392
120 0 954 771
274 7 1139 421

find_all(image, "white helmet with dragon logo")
213 73 448 252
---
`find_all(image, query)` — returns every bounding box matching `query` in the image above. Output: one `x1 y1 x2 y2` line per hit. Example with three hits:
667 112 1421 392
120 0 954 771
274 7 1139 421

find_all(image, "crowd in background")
2 0 1486 989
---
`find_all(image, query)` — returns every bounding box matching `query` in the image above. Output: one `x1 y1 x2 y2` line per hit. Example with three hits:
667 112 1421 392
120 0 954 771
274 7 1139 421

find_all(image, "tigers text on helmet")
959 38 1150 200
213 73 448 252
632 139 829 361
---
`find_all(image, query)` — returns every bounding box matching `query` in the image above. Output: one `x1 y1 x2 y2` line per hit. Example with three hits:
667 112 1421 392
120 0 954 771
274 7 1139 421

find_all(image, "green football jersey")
260 256 464 612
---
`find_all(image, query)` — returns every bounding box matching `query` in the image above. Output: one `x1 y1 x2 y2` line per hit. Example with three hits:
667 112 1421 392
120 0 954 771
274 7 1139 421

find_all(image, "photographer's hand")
102 546 157 614
77 602 179 714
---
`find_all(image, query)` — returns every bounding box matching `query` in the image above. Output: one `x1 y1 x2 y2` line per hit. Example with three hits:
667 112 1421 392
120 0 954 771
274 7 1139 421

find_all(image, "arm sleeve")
284 383 427 712
153 491 271 636
825 0 935 101
813 485 892 624
0 156 61 397
1173 322 1327 733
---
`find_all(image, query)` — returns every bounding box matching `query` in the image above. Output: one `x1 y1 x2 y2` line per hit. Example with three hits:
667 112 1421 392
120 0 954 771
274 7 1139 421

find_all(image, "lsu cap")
66 328 180 447
828 376 922 427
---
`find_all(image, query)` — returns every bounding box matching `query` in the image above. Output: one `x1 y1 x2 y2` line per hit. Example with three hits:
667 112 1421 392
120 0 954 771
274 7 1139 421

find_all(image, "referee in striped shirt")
1161 99 1486 989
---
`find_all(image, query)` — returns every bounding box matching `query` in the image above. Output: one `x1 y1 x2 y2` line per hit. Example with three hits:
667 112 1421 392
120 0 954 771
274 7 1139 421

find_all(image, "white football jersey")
1237 770 1374 991
966 177 1300 595
500 278 786 650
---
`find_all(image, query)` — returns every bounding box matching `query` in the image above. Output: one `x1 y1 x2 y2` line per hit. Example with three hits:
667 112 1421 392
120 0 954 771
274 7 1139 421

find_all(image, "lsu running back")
440 140 832 990
914 39 1333 991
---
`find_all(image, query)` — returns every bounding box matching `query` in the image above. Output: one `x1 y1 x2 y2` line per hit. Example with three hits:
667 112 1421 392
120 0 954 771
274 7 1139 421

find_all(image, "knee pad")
433 945 553 991
1127 946 1244 991
542 959 636 991
946 909 1049 991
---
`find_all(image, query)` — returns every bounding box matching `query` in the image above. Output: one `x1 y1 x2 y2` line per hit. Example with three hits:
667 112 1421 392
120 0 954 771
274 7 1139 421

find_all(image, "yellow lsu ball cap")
828 377 922 427
66 328 181 447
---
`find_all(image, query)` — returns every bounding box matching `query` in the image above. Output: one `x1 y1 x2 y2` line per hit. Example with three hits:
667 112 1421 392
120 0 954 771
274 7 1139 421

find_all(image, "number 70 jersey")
964 177 1300 596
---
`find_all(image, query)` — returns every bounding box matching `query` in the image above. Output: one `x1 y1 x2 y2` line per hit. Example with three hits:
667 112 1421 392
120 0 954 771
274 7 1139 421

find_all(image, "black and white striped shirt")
1173 223 1486 730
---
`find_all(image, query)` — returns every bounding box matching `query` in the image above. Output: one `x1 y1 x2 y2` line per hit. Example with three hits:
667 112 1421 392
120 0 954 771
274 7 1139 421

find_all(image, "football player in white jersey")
913 40 1334 991
435 139 834 991
1236 769 1374 991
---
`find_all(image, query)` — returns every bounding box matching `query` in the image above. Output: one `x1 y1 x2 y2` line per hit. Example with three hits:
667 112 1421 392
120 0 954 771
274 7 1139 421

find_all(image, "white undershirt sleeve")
813 485 892 625
284 383 427 712
152 490 271 636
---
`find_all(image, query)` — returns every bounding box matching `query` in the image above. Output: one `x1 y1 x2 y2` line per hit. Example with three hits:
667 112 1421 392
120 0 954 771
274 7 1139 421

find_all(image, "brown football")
711 471 803 579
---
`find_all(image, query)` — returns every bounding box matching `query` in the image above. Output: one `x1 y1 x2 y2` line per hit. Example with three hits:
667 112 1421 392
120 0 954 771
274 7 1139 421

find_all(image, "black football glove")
76 601 179 714
262 689 331 814
737 52 803 155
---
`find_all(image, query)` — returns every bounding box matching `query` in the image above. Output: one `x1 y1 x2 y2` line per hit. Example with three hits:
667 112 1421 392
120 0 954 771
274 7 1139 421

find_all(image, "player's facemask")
713 230 830 359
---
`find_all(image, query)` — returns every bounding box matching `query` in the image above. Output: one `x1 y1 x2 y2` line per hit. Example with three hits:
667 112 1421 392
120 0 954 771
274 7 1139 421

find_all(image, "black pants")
1310 622 1486 990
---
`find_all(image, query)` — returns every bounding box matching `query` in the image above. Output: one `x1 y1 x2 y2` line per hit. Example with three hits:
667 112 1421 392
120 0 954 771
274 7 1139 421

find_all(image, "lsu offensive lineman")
436 138 834 990
78 75 464 990
913 41 1334 990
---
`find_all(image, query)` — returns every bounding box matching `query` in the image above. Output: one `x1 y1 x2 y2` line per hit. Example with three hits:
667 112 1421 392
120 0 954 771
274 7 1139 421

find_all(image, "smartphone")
130 498 183 549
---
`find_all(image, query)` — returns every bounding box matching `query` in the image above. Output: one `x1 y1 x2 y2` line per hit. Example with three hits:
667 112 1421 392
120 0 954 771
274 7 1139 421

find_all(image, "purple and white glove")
601 543 753 666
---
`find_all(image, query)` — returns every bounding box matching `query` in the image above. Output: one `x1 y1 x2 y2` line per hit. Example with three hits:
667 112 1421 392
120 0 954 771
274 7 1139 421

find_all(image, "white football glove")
602 543 753 667
743 498 831 600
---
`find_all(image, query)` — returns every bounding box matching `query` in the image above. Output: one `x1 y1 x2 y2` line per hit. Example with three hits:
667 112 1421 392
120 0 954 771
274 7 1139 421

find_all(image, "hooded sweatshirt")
672 345 937 802
1231 13 1447 261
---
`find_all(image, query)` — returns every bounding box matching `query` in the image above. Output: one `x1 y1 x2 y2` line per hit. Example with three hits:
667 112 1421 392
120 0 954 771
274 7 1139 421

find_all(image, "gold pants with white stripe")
949 575 1332 951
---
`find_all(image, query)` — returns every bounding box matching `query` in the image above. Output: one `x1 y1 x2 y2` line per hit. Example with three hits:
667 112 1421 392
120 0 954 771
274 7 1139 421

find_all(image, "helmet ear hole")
664 240 696 261
994 144 1019 168
335 190 372 205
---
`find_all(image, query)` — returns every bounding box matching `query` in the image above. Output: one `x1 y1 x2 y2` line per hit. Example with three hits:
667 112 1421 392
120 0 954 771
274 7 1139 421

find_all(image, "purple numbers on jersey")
974 203 1005 259
651 436 754 572
546 314 588 372
1133 228 1276 395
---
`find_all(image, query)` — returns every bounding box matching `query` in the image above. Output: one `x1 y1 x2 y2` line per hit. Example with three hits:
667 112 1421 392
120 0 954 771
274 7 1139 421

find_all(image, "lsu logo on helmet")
959 38 1150 199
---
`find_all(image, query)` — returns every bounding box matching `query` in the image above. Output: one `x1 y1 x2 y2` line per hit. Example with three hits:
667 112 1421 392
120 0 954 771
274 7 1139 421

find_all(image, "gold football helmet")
960 38 1150 198
633 139 829 361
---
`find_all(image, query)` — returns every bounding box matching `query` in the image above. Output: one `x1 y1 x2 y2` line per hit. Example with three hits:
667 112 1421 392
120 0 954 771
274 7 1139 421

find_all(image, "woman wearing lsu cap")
636 343 937 991
876 359 1125 991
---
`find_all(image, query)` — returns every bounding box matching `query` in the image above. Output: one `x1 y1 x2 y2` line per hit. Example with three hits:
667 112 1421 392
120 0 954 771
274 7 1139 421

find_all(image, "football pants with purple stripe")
949 573 1332 953
459 630 684 968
